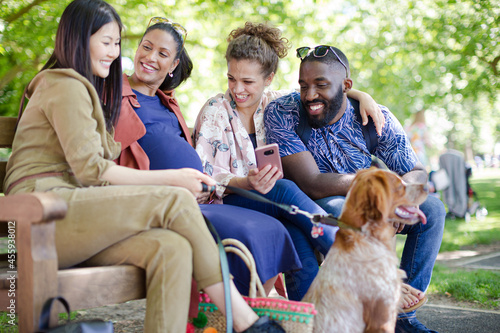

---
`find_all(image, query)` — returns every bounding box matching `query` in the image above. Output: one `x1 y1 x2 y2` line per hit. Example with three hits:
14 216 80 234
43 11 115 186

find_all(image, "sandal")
400 283 428 313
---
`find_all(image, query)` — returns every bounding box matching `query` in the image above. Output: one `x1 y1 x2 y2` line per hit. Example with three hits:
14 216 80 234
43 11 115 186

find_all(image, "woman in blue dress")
114 17 301 298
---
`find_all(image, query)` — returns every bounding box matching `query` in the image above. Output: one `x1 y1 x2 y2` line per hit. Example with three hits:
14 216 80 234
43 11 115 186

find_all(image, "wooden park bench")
0 116 288 332
0 116 146 332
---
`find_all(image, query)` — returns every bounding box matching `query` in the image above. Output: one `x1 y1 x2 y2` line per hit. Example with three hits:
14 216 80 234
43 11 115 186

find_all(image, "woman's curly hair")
226 22 290 77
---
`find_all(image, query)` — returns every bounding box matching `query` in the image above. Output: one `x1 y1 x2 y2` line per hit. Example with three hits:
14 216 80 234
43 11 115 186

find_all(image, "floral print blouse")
193 89 291 202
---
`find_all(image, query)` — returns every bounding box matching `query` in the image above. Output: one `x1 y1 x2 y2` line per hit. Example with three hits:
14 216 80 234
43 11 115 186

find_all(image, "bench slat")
0 265 146 312
58 266 146 311
0 161 6 193
0 117 16 193
0 117 16 148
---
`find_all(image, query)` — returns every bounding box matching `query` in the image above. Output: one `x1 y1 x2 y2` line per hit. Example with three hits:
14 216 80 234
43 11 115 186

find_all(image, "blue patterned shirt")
264 92 417 176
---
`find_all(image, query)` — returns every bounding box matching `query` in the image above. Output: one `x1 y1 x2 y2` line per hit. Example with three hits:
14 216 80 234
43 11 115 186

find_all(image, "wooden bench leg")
18 221 59 332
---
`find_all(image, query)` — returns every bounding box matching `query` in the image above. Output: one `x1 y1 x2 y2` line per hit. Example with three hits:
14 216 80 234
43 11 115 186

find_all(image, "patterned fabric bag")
188 238 316 333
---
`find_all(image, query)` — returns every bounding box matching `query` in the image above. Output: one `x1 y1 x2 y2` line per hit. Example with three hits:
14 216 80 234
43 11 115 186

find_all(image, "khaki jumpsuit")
5 69 223 333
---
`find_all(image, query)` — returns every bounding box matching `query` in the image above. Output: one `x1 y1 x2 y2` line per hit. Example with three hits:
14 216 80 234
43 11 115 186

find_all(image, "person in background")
193 22 385 301
264 44 445 332
113 17 301 300
4 1 284 331
405 110 431 170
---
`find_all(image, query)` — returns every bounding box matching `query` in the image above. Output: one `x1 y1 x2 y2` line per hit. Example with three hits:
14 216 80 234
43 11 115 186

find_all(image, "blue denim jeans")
223 179 338 300
315 194 445 318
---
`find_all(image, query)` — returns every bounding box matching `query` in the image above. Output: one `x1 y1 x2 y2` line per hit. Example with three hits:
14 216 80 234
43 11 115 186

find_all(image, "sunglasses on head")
147 17 188 49
296 45 348 77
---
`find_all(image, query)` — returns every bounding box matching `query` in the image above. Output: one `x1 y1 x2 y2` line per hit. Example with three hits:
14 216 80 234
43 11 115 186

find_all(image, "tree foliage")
0 0 498 163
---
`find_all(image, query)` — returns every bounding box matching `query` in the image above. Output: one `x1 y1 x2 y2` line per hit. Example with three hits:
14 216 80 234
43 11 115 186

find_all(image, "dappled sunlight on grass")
439 217 500 252
437 168 500 252
469 169 499 210
469 168 500 180
457 222 500 232
429 264 500 309
479 190 498 200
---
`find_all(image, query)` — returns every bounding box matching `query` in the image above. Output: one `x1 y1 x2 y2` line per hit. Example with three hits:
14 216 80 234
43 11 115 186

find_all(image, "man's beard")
305 86 344 129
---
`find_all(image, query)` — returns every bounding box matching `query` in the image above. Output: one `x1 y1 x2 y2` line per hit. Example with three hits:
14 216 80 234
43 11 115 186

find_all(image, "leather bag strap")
38 296 71 330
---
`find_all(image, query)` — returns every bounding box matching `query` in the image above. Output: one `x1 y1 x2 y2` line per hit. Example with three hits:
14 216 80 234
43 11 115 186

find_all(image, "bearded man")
264 45 445 333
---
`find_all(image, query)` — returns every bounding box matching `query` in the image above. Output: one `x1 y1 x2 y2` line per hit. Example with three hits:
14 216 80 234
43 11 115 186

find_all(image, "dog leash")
203 183 360 234
201 157 389 232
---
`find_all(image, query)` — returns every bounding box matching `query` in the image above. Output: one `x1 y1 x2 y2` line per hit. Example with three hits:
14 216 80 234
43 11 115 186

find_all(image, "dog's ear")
351 171 390 222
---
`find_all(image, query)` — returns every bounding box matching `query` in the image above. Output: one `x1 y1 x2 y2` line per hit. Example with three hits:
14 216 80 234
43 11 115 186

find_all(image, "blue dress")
133 90 301 294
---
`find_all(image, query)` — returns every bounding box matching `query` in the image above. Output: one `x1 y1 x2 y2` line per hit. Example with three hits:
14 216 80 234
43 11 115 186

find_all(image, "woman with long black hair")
4 1 285 332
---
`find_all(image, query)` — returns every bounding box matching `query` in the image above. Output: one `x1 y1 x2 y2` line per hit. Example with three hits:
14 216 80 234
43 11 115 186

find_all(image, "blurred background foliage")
1 0 499 169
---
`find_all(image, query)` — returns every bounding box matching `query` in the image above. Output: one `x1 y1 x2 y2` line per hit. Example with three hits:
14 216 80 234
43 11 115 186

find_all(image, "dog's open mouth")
394 206 427 225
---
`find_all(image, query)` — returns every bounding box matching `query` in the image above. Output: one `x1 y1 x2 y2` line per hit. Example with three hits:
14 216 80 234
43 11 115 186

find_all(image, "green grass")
0 309 77 332
0 148 11 161
397 167 500 309
0 312 17 332
439 168 500 252
428 264 500 308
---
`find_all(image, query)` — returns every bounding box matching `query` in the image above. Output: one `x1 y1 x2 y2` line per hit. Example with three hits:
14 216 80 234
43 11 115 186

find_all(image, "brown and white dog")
302 167 428 333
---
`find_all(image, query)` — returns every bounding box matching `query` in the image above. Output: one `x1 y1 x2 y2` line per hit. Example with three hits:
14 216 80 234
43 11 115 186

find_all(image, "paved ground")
419 303 500 333
417 245 500 333
73 245 500 332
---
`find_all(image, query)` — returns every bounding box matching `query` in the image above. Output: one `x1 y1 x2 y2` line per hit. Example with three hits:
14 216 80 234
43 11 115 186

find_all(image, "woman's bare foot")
400 283 427 312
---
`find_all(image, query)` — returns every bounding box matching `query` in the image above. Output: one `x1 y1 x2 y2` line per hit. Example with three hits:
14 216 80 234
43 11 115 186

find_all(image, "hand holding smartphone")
255 143 283 180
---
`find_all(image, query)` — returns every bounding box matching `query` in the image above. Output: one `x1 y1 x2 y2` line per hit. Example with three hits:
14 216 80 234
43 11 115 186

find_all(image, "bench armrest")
0 192 67 224
0 191 67 332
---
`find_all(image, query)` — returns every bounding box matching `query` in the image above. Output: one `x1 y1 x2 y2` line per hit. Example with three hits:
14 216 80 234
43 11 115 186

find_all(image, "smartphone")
255 143 283 179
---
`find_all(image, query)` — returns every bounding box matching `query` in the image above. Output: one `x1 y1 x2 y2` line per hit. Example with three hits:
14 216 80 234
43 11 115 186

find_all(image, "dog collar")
311 214 362 231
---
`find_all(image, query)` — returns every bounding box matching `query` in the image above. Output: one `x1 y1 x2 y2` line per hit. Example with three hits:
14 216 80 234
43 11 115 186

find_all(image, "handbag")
36 296 113 333
189 238 316 333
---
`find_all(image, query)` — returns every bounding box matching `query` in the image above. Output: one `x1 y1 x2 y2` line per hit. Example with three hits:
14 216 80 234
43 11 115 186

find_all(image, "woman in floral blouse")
193 22 384 300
